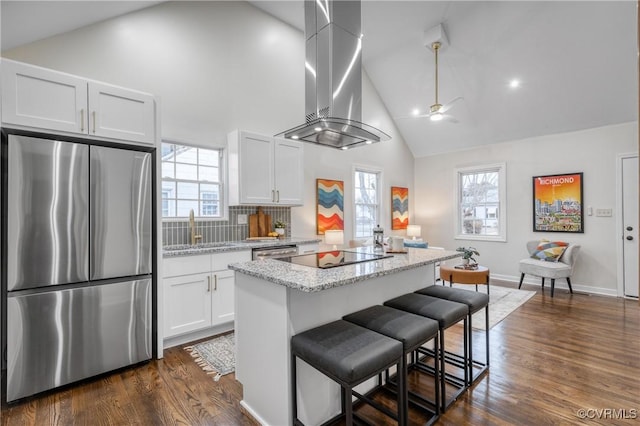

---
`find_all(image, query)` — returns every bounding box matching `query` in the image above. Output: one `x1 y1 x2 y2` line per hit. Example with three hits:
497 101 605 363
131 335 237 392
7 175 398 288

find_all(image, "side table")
440 264 490 294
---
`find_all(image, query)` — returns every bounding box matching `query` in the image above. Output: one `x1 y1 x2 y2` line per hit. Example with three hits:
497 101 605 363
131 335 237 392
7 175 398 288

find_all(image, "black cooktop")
276 250 392 269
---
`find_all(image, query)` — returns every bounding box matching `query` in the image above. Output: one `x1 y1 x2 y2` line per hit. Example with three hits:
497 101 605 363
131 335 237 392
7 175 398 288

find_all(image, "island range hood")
276 0 390 149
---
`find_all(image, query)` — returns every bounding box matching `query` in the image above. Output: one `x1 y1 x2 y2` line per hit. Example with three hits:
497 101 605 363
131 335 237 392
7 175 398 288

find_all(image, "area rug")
450 284 536 330
185 332 235 381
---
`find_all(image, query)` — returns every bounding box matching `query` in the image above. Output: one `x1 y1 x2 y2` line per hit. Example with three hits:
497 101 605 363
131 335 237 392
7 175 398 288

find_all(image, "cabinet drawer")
212 250 251 271
163 255 211 277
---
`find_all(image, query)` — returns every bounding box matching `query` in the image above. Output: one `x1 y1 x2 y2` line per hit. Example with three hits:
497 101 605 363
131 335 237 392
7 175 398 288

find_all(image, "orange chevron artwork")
391 186 409 230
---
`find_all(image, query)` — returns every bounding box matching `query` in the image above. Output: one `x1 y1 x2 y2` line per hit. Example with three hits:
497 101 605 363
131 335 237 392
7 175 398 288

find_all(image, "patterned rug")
185 332 235 381
450 284 536 330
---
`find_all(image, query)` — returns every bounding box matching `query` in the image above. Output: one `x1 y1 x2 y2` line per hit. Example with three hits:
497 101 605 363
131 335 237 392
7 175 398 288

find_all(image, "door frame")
616 152 639 298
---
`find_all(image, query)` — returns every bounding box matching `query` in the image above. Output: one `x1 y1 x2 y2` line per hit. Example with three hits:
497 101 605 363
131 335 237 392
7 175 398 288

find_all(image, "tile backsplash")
162 206 291 246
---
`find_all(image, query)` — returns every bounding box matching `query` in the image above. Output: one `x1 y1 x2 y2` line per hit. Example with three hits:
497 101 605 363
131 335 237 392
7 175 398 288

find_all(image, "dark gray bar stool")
343 305 440 425
291 319 405 426
417 285 490 386
384 293 469 411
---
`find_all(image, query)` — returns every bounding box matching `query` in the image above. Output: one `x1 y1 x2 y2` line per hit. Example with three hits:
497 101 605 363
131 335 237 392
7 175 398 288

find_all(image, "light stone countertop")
228 247 462 292
162 237 321 258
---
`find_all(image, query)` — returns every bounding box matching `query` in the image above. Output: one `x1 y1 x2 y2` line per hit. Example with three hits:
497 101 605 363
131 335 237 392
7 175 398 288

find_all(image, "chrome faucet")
189 208 202 245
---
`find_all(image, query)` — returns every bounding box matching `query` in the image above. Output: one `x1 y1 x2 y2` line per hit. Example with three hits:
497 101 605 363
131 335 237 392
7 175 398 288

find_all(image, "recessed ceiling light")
412 108 420 116
341 146 349 150
509 79 521 89
314 127 322 132
365 140 372 145
291 135 299 140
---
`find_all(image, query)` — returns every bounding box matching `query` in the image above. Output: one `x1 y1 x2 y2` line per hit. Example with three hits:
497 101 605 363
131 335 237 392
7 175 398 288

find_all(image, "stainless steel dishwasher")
252 245 298 260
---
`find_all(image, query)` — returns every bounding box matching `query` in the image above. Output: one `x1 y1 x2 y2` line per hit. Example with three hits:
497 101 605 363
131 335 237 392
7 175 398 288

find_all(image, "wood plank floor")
2 283 639 425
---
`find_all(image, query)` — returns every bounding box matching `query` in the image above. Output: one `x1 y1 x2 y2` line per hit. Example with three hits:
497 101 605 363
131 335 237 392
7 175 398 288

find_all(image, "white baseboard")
240 400 269 425
162 322 233 350
490 273 619 297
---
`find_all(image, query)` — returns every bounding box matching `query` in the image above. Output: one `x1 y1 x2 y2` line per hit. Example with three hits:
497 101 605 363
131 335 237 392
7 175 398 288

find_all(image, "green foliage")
274 220 286 229
456 246 480 263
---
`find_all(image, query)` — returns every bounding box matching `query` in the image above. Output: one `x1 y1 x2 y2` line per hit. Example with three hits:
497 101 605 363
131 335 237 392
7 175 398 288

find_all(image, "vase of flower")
274 220 286 236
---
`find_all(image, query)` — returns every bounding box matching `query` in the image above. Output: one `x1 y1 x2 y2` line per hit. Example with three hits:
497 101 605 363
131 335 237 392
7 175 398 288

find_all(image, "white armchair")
518 240 581 297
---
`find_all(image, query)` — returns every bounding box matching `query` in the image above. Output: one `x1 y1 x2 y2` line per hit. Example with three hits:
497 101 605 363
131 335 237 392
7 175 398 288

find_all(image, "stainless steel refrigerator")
2 130 154 402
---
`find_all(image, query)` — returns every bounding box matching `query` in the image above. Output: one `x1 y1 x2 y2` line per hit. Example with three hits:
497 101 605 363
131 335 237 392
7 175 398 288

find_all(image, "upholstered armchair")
518 240 581 297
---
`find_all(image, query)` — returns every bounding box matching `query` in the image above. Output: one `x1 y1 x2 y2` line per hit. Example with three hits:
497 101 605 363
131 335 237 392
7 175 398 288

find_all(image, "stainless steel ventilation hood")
276 0 390 149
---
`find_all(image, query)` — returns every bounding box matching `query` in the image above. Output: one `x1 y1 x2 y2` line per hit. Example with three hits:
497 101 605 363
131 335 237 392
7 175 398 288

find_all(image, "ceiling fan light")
430 112 443 121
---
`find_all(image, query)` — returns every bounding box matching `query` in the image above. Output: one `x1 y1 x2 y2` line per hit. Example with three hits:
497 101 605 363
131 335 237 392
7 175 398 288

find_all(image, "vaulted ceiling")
251 1 638 157
2 1 637 157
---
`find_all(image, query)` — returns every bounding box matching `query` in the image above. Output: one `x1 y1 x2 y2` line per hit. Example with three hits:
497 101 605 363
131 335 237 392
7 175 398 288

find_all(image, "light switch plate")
238 214 248 224
595 208 613 217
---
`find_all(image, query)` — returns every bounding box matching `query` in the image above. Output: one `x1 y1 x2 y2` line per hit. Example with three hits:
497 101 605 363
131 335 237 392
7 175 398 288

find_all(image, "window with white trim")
354 168 382 238
161 142 224 218
455 163 506 241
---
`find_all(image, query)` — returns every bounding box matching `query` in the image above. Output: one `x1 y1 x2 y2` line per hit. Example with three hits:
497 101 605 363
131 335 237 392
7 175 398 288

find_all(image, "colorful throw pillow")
531 241 569 262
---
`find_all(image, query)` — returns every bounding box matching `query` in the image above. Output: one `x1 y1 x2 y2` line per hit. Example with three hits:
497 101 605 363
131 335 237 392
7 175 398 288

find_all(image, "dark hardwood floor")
2 283 639 425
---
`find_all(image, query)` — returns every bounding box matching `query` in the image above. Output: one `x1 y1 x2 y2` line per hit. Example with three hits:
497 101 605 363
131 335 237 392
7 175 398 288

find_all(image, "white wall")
292 72 415 245
414 122 638 295
2 1 415 242
3 1 304 145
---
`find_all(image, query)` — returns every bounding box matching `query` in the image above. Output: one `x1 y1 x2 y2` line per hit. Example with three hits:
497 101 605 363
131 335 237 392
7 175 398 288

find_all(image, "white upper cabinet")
274 139 304 205
2 60 87 134
228 130 304 206
230 131 275 205
88 82 155 144
2 59 155 145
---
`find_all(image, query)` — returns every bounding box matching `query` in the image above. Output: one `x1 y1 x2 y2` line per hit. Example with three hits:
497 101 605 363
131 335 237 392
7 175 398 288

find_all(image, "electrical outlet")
595 208 613 217
238 214 248 224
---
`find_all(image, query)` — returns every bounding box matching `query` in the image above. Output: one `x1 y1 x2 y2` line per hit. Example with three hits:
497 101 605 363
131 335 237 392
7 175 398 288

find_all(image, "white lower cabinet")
163 251 250 339
164 272 212 336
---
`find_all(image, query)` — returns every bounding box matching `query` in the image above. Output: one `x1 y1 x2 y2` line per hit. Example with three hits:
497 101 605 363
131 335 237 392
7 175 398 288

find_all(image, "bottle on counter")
373 224 384 253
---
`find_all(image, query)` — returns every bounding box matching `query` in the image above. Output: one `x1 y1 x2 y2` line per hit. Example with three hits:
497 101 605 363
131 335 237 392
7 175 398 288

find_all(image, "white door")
622 156 638 298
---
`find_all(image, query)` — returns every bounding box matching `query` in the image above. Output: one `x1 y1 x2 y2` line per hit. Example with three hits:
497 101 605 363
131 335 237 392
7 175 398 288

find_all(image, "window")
161 142 223 218
354 167 382 239
455 163 506 241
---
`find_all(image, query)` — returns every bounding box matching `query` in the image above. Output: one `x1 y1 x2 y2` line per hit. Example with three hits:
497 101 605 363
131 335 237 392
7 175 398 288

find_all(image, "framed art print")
391 186 408 230
533 172 583 233
316 179 344 234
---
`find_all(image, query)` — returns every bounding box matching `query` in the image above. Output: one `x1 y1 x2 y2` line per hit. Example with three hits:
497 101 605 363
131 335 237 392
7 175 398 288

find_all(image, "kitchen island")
229 247 461 426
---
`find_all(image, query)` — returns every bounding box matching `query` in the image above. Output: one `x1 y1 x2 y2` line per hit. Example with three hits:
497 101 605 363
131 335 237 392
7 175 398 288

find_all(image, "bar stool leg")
433 334 440 416
439 330 446 412
291 353 298 424
344 385 353 426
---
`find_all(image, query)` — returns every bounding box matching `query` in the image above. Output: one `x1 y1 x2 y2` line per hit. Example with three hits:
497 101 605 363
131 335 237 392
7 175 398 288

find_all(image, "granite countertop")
228 247 462 292
162 237 321 257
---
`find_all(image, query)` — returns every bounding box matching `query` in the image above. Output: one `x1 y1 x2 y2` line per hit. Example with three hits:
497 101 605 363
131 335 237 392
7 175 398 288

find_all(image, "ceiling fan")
398 40 463 123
